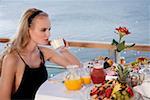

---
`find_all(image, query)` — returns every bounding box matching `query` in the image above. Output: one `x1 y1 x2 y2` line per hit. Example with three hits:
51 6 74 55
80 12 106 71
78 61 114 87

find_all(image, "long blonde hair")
0 8 48 75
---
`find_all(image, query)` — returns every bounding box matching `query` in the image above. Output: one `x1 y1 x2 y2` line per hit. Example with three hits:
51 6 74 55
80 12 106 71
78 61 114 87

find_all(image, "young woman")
0 8 80 100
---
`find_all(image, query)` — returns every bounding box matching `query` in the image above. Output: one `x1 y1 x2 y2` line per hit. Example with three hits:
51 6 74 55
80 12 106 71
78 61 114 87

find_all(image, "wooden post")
0 38 10 43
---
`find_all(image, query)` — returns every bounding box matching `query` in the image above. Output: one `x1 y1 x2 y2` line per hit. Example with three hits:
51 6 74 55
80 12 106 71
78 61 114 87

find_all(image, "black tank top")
12 48 48 100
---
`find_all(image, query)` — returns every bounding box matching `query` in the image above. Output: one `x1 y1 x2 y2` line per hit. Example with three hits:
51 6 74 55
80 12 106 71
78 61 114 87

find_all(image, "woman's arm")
59 47 80 66
0 53 17 100
40 47 80 68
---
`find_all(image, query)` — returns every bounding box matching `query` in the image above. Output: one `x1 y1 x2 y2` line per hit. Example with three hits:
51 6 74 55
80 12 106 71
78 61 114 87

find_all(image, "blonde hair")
0 8 48 75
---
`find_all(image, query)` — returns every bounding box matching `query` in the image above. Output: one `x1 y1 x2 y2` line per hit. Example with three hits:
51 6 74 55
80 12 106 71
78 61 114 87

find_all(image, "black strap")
37 47 45 64
16 47 45 67
16 50 26 65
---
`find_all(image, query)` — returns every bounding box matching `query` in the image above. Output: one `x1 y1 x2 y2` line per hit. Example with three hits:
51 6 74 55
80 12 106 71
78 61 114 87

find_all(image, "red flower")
112 26 135 52
137 57 147 62
115 27 130 36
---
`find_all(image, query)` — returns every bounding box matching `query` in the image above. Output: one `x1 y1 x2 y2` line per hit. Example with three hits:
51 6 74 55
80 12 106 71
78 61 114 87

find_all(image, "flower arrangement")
111 26 135 52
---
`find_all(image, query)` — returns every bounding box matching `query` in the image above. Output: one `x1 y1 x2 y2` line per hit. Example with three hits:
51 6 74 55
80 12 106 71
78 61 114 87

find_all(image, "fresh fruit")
91 94 98 100
105 87 112 98
122 90 128 95
126 87 134 97
90 80 134 100
90 86 99 96
115 91 122 99
90 64 135 100
116 64 130 84
112 83 121 94
124 95 130 100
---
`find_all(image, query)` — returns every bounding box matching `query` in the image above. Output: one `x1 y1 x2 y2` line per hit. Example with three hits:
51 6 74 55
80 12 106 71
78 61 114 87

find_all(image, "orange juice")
64 79 82 90
81 76 91 84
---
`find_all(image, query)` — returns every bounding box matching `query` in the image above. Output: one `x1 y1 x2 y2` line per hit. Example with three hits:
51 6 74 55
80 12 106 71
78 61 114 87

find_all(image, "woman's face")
29 16 51 45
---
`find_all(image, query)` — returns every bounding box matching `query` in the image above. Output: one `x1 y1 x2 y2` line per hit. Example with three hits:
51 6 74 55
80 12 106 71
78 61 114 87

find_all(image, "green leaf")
111 39 118 46
117 41 126 52
126 43 135 48
131 61 138 66
123 67 130 76
116 64 123 74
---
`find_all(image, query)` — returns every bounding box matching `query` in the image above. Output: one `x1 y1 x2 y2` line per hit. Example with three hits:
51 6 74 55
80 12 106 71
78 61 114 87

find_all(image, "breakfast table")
35 72 118 100
35 72 150 100
35 72 89 100
35 62 150 100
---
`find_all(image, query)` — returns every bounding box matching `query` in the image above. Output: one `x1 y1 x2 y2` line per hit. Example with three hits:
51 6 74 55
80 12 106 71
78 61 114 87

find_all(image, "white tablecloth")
35 72 89 100
35 71 150 100
35 72 118 100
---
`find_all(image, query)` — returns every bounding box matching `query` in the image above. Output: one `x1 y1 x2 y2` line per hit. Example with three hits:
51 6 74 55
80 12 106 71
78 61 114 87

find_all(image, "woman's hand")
59 39 69 53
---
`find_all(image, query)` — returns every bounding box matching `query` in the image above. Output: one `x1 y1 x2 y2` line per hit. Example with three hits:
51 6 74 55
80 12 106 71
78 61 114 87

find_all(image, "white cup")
51 38 65 49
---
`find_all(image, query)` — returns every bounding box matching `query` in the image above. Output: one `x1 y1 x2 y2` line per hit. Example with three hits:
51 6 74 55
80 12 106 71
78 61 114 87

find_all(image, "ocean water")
0 0 150 76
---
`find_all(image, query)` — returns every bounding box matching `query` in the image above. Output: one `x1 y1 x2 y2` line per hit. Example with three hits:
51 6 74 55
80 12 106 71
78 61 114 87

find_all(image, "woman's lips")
44 39 48 41
44 39 49 44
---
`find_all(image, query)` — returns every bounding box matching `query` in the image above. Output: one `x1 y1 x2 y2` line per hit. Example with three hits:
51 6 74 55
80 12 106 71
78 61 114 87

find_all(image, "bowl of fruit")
89 65 142 100
90 80 138 100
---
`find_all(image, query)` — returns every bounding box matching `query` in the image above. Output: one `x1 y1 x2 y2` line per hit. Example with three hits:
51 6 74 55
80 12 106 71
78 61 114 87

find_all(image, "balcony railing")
68 40 150 52
0 38 149 52
0 38 149 76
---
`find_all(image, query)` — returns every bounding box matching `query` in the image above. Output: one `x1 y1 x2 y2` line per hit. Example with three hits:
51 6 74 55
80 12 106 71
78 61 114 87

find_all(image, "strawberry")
90 87 99 96
105 87 113 98
126 87 134 97
98 90 104 96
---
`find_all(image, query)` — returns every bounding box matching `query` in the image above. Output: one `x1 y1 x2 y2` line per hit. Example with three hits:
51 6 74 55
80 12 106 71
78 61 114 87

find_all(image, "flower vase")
115 50 120 64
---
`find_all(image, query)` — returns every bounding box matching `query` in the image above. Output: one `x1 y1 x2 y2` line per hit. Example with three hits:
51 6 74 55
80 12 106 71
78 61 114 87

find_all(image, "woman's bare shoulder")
2 51 20 70
0 52 20 94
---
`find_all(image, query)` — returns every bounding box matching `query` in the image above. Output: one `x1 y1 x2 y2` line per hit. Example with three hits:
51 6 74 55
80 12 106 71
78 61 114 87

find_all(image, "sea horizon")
0 0 150 65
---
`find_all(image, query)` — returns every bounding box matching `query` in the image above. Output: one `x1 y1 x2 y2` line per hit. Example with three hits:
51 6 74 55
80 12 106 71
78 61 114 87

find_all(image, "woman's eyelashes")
48 28 51 31
41 28 47 32
41 28 51 32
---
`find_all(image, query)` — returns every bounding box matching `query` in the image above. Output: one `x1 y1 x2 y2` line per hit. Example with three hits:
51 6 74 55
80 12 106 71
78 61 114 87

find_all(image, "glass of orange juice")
81 76 91 84
64 65 83 90
64 78 82 90
80 67 91 85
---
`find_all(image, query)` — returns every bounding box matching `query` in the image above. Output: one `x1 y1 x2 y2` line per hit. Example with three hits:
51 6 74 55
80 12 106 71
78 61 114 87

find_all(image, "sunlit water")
0 0 150 76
